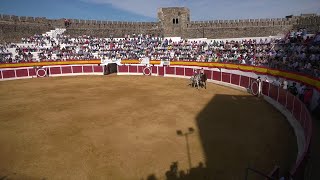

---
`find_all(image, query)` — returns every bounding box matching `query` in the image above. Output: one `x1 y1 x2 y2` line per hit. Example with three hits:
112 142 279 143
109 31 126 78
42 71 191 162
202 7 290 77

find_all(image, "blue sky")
0 0 319 21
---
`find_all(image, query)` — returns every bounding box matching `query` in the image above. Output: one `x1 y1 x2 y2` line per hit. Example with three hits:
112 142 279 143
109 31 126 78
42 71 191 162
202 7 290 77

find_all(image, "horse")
189 73 207 89
200 73 207 89
190 74 202 89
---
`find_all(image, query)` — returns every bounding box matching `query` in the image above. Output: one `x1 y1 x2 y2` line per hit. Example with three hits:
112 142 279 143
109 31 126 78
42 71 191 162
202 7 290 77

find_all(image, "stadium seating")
0 29 319 79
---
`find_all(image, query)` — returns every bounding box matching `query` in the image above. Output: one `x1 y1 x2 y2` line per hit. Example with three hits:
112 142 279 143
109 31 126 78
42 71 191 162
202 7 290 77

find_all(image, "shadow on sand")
143 94 296 180
146 161 210 180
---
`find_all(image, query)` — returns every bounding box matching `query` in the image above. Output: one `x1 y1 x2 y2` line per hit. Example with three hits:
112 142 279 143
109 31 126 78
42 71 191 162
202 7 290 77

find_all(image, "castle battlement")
0 8 319 42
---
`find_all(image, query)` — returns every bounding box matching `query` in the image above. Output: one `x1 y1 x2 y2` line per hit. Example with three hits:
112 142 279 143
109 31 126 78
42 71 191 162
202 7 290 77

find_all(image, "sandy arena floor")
0 75 296 180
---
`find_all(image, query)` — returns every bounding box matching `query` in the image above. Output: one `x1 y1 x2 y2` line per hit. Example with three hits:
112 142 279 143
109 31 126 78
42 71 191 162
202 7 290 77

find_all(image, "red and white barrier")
0 64 104 81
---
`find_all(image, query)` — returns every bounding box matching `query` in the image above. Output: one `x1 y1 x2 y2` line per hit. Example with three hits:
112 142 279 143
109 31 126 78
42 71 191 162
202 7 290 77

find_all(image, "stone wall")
0 14 66 43
293 15 320 33
184 18 295 38
0 8 319 43
184 26 292 39
65 21 162 37
0 22 51 42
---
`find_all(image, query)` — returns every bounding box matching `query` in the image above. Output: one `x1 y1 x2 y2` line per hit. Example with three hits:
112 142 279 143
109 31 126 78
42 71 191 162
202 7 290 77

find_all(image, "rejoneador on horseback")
190 68 207 89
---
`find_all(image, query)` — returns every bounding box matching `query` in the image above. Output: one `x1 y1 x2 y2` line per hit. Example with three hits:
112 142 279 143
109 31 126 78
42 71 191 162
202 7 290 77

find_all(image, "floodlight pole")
185 133 192 169
177 128 194 170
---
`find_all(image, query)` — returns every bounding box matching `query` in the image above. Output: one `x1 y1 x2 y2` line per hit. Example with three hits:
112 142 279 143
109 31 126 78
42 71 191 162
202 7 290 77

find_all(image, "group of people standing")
258 76 314 109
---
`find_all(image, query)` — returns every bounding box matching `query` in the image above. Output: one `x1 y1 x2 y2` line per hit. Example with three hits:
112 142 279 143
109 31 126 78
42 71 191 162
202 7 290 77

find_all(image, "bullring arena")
0 72 296 180
0 62 315 180
0 6 319 180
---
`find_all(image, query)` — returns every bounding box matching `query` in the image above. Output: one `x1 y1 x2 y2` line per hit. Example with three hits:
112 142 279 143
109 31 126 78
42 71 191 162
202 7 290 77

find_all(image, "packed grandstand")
0 28 320 79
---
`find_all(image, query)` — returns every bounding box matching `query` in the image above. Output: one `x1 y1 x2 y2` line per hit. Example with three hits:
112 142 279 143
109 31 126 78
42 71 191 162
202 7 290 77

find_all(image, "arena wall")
1 8 319 42
0 64 103 81
1 60 319 100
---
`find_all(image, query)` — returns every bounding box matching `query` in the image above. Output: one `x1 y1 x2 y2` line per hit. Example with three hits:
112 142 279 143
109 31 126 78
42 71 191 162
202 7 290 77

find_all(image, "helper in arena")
257 76 262 97
251 76 263 97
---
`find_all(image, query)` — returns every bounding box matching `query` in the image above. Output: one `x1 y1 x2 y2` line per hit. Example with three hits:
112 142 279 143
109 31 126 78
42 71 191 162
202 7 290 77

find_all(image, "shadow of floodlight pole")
176 127 195 170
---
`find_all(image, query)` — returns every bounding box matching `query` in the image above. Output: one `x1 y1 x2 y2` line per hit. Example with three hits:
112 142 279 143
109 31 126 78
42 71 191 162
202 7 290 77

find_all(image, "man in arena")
288 82 298 96
298 83 306 101
200 68 204 75
256 76 262 97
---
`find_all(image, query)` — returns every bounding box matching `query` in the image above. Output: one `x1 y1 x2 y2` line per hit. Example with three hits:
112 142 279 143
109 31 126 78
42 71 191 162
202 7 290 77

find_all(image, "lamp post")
176 127 195 170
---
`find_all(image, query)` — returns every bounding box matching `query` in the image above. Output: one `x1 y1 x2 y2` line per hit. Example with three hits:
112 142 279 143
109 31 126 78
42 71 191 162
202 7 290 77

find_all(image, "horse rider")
199 68 207 88
190 69 198 86
200 68 204 76
192 69 199 80
193 69 198 76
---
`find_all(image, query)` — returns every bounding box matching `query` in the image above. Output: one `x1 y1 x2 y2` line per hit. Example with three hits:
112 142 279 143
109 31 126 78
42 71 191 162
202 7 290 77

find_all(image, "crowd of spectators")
268 29 320 78
0 44 12 63
0 43 36 63
0 29 319 78
21 34 51 46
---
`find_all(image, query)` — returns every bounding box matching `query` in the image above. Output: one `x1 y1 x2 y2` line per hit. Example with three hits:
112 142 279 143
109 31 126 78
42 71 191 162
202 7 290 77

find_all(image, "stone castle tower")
158 7 190 37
